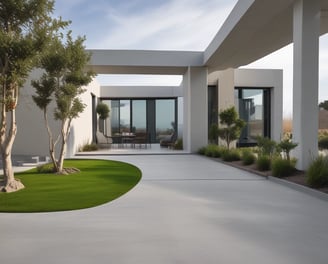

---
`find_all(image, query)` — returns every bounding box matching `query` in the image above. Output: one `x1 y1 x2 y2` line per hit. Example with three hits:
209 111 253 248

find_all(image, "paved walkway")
1 154 328 264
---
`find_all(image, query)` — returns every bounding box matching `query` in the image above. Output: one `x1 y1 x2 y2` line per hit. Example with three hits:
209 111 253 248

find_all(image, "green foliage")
319 100 328 111
36 163 55 173
0 0 69 182
33 32 95 120
31 30 95 173
0 160 141 212
256 136 276 156
173 138 183 150
256 155 271 171
96 102 110 120
318 136 328 150
218 107 245 150
204 144 224 158
271 158 295 178
306 156 328 188
277 138 298 161
241 149 256 165
0 0 68 94
198 146 207 155
221 149 241 162
81 143 98 152
208 123 219 144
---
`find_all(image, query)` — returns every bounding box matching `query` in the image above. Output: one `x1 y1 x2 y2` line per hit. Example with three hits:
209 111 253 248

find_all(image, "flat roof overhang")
87 49 204 75
87 0 328 76
204 0 328 72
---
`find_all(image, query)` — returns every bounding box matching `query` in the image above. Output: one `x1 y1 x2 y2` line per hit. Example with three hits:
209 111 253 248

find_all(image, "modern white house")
12 0 328 170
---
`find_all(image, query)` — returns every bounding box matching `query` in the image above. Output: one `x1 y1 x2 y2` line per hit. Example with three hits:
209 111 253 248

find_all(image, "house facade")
13 67 282 158
11 0 328 170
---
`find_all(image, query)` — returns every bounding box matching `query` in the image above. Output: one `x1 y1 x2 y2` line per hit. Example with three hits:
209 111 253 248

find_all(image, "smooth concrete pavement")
1 154 328 264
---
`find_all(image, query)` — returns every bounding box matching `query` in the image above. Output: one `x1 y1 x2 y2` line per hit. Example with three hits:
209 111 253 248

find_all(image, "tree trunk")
43 109 59 172
0 110 24 192
57 119 71 174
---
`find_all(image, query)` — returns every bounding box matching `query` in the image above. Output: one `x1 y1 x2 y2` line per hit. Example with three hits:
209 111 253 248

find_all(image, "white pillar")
183 67 208 152
293 0 320 170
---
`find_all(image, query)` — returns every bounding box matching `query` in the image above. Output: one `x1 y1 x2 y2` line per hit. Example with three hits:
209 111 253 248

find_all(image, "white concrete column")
217 69 235 147
218 68 235 111
183 67 208 152
292 0 320 170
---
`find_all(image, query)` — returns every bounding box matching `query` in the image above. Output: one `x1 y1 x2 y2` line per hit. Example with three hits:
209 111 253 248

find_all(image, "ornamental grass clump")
306 156 328 188
271 157 296 178
82 143 98 151
256 155 271 171
221 149 241 162
241 149 256 165
204 144 223 158
198 146 207 155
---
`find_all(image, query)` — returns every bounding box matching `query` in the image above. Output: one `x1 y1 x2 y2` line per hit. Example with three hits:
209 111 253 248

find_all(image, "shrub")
37 163 55 173
82 143 98 151
318 136 328 150
256 155 271 171
271 158 295 178
204 144 223 158
306 156 328 188
173 139 183 150
256 136 276 156
218 107 245 150
222 149 241 162
198 146 207 155
241 149 256 165
277 138 298 161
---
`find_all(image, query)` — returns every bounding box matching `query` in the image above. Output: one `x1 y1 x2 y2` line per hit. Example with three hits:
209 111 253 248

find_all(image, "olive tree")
32 32 95 174
0 0 67 192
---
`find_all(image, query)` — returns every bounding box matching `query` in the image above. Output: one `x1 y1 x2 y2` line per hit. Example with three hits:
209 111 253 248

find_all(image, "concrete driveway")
1 154 328 264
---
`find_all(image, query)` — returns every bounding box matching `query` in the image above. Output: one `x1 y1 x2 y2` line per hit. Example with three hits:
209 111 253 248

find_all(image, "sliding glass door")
132 100 147 133
101 98 177 143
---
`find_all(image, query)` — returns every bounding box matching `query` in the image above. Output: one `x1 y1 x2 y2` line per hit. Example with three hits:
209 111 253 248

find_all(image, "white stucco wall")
234 68 283 142
13 69 100 157
67 78 101 157
209 68 283 145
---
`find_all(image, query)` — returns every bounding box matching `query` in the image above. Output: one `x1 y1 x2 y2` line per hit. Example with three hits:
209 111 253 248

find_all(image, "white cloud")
54 0 328 118
91 0 237 50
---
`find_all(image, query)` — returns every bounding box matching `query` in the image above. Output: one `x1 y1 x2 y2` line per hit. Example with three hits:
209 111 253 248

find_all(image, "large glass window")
235 88 271 146
110 100 120 135
120 100 130 133
101 98 177 143
156 99 175 142
132 100 146 133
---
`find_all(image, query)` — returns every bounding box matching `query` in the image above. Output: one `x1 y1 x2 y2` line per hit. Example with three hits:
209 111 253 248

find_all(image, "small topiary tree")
218 107 245 150
96 102 110 120
277 138 298 162
96 102 110 134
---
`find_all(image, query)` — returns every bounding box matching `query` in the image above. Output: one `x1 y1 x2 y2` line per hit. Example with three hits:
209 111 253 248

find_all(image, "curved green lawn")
0 159 142 213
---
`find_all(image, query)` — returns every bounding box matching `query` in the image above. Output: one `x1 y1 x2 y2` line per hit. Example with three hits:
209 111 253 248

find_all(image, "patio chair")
132 132 150 148
96 131 113 148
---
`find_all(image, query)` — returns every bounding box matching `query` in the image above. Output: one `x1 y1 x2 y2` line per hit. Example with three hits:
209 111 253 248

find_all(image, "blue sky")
54 0 328 117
